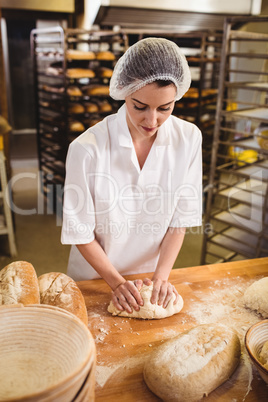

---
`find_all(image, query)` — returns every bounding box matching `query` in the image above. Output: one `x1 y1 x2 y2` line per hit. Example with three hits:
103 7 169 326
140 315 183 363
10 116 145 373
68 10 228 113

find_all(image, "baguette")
38 272 88 326
143 323 241 401
0 261 40 305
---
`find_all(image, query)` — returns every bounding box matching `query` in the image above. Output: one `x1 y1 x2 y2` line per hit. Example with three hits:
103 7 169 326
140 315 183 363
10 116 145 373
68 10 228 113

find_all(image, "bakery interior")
0 1 268 401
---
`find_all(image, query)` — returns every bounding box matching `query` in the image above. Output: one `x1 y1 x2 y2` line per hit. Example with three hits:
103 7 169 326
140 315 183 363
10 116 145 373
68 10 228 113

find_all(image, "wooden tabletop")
78 257 268 401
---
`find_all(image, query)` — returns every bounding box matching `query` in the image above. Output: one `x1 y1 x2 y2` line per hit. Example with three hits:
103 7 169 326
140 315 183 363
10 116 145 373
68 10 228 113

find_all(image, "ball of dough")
260 340 268 369
243 277 268 318
143 323 241 402
107 283 183 319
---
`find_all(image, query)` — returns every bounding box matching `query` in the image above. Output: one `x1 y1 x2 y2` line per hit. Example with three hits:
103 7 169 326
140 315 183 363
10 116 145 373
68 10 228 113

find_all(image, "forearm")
152 227 186 281
76 240 125 290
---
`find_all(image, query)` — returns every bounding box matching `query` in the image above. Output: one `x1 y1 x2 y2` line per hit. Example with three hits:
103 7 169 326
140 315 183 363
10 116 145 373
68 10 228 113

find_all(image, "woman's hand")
111 279 144 313
143 277 178 308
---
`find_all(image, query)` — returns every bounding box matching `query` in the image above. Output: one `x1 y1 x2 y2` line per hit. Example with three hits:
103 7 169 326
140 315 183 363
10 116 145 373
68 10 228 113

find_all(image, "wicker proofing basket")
245 319 268 385
0 304 96 402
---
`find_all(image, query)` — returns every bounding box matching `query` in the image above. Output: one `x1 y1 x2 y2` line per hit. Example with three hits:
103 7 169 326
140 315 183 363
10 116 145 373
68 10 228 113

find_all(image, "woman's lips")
142 126 157 132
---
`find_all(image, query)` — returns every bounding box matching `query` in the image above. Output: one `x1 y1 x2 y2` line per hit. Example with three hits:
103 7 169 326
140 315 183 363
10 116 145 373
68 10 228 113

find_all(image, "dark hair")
155 79 175 88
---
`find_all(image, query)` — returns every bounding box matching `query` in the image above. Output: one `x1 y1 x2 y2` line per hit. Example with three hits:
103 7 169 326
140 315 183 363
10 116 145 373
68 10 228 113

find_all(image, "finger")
151 280 161 305
114 291 134 314
143 278 152 286
134 279 143 291
157 282 169 306
111 292 124 311
162 285 174 308
173 287 179 304
125 281 143 308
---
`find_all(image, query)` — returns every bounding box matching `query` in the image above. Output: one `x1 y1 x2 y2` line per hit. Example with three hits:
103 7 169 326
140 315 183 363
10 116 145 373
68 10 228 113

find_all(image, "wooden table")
78 257 268 401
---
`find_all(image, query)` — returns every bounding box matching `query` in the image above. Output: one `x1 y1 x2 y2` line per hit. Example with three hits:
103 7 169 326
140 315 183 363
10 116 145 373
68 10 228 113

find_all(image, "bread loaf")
67 86 83 97
98 101 112 113
143 323 241 401
38 272 88 326
84 102 99 113
69 121 85 132
0 261 40 305
83 85 110 96
68 103 85 114
96 51 115 60
67 68 95 79
67 49 96 60
97 67 113 78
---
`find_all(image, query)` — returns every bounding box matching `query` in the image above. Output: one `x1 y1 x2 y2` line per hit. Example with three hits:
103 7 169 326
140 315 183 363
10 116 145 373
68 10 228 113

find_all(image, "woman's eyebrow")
131 97 174 107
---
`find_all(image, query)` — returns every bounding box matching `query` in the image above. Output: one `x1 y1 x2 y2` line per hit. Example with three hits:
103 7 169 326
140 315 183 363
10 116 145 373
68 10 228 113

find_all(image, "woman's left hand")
143 278 179 308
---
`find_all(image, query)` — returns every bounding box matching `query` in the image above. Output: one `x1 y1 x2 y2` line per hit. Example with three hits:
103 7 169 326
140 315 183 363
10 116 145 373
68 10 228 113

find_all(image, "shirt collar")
117 103 171 148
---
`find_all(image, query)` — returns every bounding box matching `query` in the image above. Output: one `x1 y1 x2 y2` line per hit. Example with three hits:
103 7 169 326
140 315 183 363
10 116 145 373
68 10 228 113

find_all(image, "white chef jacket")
61 104 202 281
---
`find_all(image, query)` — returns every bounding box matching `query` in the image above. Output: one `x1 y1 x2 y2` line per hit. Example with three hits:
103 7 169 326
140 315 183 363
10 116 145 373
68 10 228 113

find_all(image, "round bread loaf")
68 103 85 114
143 323 241 401
0 261 40 305
84 102 99 113
243 277 268 318
38 272 88 326
67 86 83 97
69 121 85 132
98 101 112 113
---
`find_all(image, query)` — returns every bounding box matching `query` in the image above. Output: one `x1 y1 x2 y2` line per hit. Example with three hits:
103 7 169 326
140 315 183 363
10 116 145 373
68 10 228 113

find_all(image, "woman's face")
125 82 176 141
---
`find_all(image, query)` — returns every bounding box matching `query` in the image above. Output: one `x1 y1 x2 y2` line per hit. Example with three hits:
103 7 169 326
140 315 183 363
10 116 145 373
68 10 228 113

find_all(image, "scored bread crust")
143 323 241 401
38 272 88 326
0 261 40 305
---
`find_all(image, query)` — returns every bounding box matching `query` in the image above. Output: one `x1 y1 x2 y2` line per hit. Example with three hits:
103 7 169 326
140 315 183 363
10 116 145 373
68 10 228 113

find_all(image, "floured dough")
143 323 241 402
107 283 183 319
260 340 268 369
243 277 268 318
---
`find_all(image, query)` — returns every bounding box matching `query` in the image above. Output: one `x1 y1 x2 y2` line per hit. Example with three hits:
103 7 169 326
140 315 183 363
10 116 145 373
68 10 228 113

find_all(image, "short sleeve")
169 128 203 228
61 139 96 245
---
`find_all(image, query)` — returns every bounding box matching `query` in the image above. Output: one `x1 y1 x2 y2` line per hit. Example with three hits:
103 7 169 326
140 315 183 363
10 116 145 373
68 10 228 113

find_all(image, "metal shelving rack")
201 16 268 264
30 27 127 212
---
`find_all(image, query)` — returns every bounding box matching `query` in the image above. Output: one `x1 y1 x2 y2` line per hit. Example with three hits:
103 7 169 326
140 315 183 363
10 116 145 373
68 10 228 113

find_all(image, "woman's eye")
159 107 171 112
134 104 146 111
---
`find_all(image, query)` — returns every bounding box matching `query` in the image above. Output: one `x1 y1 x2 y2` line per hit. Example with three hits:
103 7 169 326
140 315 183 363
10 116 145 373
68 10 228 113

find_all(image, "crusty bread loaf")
67 86 83 97
69 121 85 132
38 272 88 326
83 85 110 96
143 323 241 401
67 68 95 79
0 261 40 305
96 51 115 60
68 103 85 114
97 67 113 78
84 102 99 113
98 101 112 113
67 49 96 60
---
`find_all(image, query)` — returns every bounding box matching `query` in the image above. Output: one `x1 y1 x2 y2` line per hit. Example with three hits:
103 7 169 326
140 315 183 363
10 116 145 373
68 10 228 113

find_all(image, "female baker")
61 37 202 314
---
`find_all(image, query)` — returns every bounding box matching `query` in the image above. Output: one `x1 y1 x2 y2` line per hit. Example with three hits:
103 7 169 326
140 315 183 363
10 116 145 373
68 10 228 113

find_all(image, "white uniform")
61 104 202 281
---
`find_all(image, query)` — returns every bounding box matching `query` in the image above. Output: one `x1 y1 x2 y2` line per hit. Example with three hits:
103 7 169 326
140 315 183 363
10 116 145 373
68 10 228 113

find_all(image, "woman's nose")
145 110 158 127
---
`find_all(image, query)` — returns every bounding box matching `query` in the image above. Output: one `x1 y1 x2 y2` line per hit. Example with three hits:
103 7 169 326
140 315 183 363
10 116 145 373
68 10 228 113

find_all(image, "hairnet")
109 37 191 101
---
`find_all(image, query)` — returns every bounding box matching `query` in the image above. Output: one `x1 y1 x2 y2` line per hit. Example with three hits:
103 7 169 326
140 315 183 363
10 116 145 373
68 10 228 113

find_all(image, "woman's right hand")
111 279 144 313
